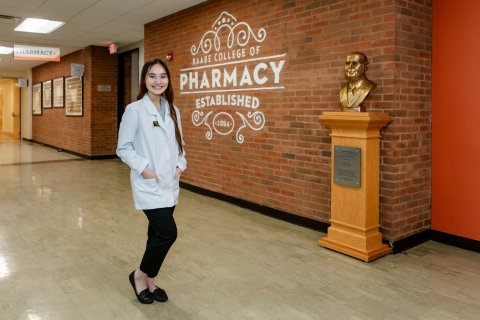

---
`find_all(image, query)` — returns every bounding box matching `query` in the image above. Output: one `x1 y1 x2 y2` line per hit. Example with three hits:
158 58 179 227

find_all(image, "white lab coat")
117 94 187 210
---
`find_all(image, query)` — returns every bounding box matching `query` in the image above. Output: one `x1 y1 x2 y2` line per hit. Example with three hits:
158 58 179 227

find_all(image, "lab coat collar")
142 94 171 117
142 94 172 132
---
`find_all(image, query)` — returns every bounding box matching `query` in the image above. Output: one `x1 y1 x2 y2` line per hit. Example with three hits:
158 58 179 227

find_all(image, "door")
117 49 139 129
12 81 20 139
0 88 3 133
0 79 20 139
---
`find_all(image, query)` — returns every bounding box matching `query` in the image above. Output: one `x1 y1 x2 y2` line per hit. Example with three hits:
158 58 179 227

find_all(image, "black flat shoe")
129 271 154 304
151 286 168 302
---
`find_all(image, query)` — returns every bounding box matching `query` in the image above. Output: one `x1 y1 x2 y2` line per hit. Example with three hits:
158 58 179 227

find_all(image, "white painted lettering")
195 94 260 109
253 63 268 85
189 72 198 90
211 69 221 88
200 71 210 89
180 74 188 90
239 66 253 86
269 60 285 83
224 68 237 87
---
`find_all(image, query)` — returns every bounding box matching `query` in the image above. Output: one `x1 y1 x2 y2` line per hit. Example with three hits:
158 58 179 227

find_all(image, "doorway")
0 78 20 140
117 49 139 129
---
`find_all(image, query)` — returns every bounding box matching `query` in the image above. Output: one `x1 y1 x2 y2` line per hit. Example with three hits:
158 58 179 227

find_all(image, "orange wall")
432 0 480 240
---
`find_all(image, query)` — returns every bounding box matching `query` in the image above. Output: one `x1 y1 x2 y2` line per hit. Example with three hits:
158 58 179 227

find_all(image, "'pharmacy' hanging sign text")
14 44 60 62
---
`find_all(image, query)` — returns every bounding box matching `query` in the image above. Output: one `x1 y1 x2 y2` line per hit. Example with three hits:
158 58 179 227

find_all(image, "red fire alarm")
166 52 173 61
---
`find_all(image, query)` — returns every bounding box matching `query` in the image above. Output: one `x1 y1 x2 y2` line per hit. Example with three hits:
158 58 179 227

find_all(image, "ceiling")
0 0 205 73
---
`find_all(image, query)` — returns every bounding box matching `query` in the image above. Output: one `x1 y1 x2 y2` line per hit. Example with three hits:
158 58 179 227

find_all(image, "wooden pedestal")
318 112 392 262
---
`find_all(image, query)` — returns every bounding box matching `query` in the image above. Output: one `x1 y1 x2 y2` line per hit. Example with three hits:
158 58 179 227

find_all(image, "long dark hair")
137 59 184 155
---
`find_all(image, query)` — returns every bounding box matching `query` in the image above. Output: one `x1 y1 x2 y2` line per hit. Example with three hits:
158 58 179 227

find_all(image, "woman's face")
145 63 169 96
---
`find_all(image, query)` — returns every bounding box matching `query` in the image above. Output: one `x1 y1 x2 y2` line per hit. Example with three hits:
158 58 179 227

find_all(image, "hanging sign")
13 44 60 61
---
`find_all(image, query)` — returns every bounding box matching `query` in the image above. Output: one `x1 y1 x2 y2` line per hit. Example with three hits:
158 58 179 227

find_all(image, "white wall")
21 70 32 139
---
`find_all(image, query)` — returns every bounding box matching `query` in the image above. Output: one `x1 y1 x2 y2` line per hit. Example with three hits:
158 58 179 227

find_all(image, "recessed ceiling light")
14 18 65 34
0 46 13 54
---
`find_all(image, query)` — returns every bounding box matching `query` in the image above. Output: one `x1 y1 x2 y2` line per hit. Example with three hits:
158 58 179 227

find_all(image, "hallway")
0 141 479 320
0 137 80 166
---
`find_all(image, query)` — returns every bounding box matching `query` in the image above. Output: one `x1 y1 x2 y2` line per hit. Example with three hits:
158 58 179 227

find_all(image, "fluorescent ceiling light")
0 46 13 54
14 18 65 34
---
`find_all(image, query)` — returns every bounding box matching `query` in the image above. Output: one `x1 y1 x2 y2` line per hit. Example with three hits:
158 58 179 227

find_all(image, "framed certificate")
32 83 42 115
42 80 52 109
65 76 83 116
53 77 65 108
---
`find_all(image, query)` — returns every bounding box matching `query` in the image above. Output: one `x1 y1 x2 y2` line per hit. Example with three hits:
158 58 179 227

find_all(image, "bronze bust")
340 52 376 112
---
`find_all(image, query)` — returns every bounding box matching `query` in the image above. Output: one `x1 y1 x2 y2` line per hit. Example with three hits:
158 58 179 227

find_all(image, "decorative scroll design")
192 110 265 144
192 110 213 140
235 111 265 144
191 11 267 55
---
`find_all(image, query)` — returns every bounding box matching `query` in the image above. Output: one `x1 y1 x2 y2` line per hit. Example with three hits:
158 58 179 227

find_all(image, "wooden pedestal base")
318 112 392 262
319 238 391 262
318 227 392 262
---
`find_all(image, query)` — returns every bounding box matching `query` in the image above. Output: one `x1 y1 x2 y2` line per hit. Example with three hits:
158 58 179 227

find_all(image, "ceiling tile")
0 0 206 72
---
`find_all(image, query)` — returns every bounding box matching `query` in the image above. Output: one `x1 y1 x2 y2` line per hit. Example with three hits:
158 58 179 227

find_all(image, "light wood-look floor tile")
0 141 479 319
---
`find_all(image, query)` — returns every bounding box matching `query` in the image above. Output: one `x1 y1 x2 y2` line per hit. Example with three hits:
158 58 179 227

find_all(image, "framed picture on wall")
53 77 64 108
42 80 52 108
32 83 42 115
65 76 83 116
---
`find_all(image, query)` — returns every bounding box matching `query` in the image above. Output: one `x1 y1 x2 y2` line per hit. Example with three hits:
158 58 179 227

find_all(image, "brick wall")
143 0 432 242
380 1 432 240
89 46 118 156
32 46 117 157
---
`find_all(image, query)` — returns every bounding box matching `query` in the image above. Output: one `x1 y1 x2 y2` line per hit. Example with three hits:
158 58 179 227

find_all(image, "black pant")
139 206 177 278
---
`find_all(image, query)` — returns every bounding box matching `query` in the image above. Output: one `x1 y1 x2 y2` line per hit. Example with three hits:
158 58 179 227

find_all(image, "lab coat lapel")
142 95 171 133
162 102 172 132
142 95 160 118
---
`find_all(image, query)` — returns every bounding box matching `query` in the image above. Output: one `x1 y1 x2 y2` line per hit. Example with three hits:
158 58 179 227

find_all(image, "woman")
117 59 186 304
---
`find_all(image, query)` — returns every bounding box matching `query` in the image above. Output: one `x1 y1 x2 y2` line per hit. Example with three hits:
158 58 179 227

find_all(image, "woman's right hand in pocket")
141 167 160 183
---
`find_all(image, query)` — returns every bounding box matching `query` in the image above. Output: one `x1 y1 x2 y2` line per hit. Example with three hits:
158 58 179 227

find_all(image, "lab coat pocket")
157 173 175 189
172 175 180 189
136 177 160 194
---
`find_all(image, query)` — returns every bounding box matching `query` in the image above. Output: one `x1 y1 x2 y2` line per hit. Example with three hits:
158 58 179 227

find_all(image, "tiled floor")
0 137 81 166
0 140 479 320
